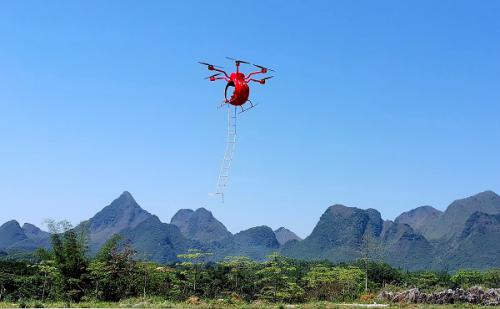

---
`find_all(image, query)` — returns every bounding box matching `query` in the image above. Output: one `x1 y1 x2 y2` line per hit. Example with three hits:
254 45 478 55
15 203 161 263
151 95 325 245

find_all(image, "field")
0 299 495 309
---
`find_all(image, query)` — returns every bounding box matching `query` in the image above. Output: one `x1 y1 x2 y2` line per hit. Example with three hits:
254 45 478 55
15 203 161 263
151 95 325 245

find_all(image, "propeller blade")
198 61 223 68
261 76 274 81
226 57 250 64
204 73 221 79
253 64 275 72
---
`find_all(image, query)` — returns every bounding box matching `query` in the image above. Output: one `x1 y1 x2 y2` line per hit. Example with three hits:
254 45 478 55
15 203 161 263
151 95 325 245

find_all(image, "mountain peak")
472 190 498 200
394 205 442 237
84 192 152 251
172 209 194 219
326 204 356 215
234 225 280 248
450 190 500 207
22 223 45 235
2 220 22 229
195 207 211 215
115 191 136 204
329 204 349 209
408 190 500 241
274 227 302 246
433 190 500 239
171 207 231 243
0 220 28 249
102 191 146 214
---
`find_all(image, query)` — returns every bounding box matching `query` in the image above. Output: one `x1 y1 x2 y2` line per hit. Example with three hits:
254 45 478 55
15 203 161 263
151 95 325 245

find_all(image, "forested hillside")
1 191 499 271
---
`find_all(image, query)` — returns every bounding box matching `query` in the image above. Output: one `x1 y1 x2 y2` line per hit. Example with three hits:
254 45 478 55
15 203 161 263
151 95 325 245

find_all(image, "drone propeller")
226 57 250 64
259 76 274 84
198 61 223 69
253 64 275 72
204 73 221 79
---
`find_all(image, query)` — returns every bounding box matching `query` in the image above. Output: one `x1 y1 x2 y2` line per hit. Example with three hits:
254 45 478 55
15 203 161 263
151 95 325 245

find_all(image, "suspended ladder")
212 105 237 202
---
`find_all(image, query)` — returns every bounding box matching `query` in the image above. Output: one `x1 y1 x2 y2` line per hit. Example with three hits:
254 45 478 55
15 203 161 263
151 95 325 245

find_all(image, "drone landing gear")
217 101 228 109
239 100 258 114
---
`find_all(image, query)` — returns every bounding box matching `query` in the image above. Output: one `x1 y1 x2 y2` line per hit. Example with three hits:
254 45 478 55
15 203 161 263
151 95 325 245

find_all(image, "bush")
359 293 376 302
483 268 500 288
33 301 44 308
450 269 483 288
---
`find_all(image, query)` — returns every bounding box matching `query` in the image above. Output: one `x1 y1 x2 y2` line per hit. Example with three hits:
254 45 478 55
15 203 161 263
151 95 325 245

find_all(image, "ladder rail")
213 105 237 201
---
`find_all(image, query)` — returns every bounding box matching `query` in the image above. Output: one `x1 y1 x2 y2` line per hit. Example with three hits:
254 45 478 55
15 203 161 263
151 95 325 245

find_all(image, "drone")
199 57 274 113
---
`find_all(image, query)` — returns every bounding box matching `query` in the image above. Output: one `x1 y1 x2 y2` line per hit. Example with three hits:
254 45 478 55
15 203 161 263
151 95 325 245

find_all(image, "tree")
359 262 402 289
415 272 439 289
46 220 90 302
221 256 255 295
89 235 137 301
355 233 383 291
36 259 58 301
144 265 181 300
177 249 212 294
256 252 304 303
303 264 339 301
335 266 364 301
450 269 483 288
0 259 45 302
483 268 500 288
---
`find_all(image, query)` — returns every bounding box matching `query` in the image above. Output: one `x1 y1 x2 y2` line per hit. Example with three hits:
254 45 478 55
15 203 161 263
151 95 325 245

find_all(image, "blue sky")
0 1 499 237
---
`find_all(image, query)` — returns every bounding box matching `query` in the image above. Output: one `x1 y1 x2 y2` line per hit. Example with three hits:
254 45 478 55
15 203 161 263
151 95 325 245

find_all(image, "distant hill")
215 226 280 261
0 220 50 251
394 191 500 270
433 212 500 270
381 220 434 270
170 208 232 243
1 190 499 270
395 206 442 237
282 205 384 262
0 220 30 249
281 205 434 270
23 223 50 244
121 215 197 263
79 191 153 253
430 191 500 240
170 208 281 261
402 191 500 241
274 227 302 246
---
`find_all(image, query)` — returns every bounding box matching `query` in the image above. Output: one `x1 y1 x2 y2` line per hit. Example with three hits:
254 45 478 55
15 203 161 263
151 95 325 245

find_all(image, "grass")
0 299 496 309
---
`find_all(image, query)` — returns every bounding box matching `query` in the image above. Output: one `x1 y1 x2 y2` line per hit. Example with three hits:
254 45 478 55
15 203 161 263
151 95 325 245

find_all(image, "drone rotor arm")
226 57 251 65
212 67 230 79
248 76 273 84
245 70 266 81
248 78 264 84
198 61 224 72
253 63 275 72
204 73 229 82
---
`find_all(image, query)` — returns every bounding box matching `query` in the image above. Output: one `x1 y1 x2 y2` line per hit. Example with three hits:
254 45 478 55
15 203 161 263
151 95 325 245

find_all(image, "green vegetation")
0 301 496 308
0 221 499 308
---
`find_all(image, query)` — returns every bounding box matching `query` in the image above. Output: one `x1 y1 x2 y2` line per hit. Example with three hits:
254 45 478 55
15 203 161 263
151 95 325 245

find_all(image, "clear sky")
1 1 499 237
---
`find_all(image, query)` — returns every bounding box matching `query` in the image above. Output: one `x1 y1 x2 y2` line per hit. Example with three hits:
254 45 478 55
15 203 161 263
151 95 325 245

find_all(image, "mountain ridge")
1 190 499 270
274 227 302 245
170 207 232 243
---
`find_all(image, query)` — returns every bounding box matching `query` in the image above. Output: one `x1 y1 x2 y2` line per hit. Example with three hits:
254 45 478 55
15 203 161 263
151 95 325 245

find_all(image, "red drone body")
199 57 274 112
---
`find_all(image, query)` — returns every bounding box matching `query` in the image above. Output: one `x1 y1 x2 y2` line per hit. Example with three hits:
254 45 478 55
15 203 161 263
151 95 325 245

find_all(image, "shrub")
450 269 483 288
483 268 500 288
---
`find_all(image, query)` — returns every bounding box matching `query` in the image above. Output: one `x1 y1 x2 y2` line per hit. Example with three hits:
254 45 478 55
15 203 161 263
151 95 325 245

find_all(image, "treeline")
0 221 499 304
